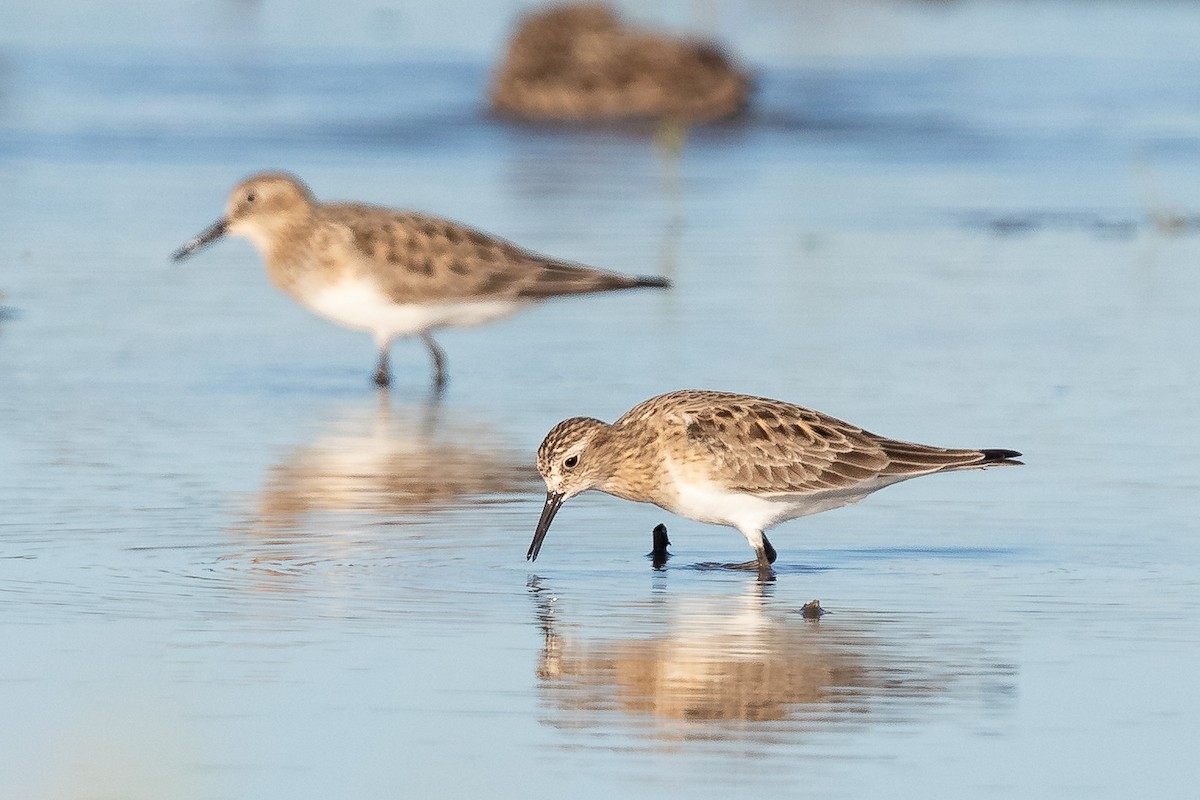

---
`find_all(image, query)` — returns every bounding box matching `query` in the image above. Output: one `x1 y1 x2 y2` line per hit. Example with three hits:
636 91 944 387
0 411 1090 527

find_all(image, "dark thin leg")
726 545 775 573
725 547 777 581
762 534 778 565
373 348 391 388
751 544 777 581
754 545 774 571
725 531 777 572
421 332 447 391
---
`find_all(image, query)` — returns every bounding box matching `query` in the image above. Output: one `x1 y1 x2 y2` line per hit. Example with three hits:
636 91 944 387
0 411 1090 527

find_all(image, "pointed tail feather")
978 448 1023 466
880 441 1023 476
518 260 671 298
929 447 1024 471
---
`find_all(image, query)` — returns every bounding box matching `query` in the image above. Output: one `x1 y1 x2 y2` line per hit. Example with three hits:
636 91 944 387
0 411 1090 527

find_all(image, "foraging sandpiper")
528 390 1021 575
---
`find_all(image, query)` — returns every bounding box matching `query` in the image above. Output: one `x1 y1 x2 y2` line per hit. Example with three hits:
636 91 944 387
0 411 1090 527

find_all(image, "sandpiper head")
171 172 315 262
527 416 610 562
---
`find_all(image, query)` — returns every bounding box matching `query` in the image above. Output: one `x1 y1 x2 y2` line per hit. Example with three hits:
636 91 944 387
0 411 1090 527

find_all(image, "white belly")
662 457 899 534
666 471 795 532
302 278 526 343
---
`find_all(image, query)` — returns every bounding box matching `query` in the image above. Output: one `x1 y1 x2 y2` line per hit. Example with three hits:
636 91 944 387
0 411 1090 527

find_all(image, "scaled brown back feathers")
308 203 667 304
616 390 1021 496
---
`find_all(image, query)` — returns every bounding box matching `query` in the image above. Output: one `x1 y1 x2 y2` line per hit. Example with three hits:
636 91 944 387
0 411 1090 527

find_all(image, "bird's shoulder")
313 203 546 300
623 390 891 494
314 204 641 301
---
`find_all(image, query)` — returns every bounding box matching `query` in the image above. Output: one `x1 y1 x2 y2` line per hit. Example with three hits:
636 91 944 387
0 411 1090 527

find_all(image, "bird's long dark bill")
527 491 565 562
171 219 227 262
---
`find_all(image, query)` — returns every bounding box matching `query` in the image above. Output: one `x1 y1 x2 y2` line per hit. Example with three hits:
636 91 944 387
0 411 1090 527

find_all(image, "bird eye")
564 455 579 469
246 192 256 203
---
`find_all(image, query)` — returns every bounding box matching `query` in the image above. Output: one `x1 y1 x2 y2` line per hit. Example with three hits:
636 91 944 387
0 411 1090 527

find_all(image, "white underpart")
661 456 913 551
303 278 527 347
234 224 276 254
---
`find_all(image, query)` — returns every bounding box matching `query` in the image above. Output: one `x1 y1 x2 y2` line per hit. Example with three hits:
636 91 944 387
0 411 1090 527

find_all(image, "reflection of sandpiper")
247 398 538 532
528 579 997 735
490 4 751 123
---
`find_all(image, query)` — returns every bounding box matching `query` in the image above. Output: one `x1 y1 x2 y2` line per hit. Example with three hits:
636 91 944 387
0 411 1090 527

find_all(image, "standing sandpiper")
528 390 1022 575
172 172 669 389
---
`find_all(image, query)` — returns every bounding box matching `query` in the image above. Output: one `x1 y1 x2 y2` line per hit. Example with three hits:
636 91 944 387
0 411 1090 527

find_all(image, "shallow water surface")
2 2 1200 798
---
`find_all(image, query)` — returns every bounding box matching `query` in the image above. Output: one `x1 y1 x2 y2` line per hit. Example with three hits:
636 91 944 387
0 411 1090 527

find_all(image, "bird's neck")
252 215 318 293
597 423 664 504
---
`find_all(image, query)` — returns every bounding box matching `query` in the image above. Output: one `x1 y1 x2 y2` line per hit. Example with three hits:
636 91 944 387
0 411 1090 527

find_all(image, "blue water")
2 1 1199 798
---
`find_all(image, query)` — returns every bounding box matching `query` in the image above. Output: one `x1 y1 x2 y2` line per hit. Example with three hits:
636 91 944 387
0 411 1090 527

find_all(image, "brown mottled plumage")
490 4 751 122
529 390 1022 574
172 172 669 389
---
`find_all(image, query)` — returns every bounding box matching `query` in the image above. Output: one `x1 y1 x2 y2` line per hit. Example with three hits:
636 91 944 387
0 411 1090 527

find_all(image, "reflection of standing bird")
248 401 539 532
530 390 1021 574
172 172 669 389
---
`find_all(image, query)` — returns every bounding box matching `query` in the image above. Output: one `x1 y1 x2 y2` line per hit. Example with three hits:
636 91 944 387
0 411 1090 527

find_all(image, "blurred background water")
1 1 1199 798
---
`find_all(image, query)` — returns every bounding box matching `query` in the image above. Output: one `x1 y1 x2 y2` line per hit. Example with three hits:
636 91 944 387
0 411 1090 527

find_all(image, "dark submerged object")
490 3 752 123
800 600 825 620
648 523 671 568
